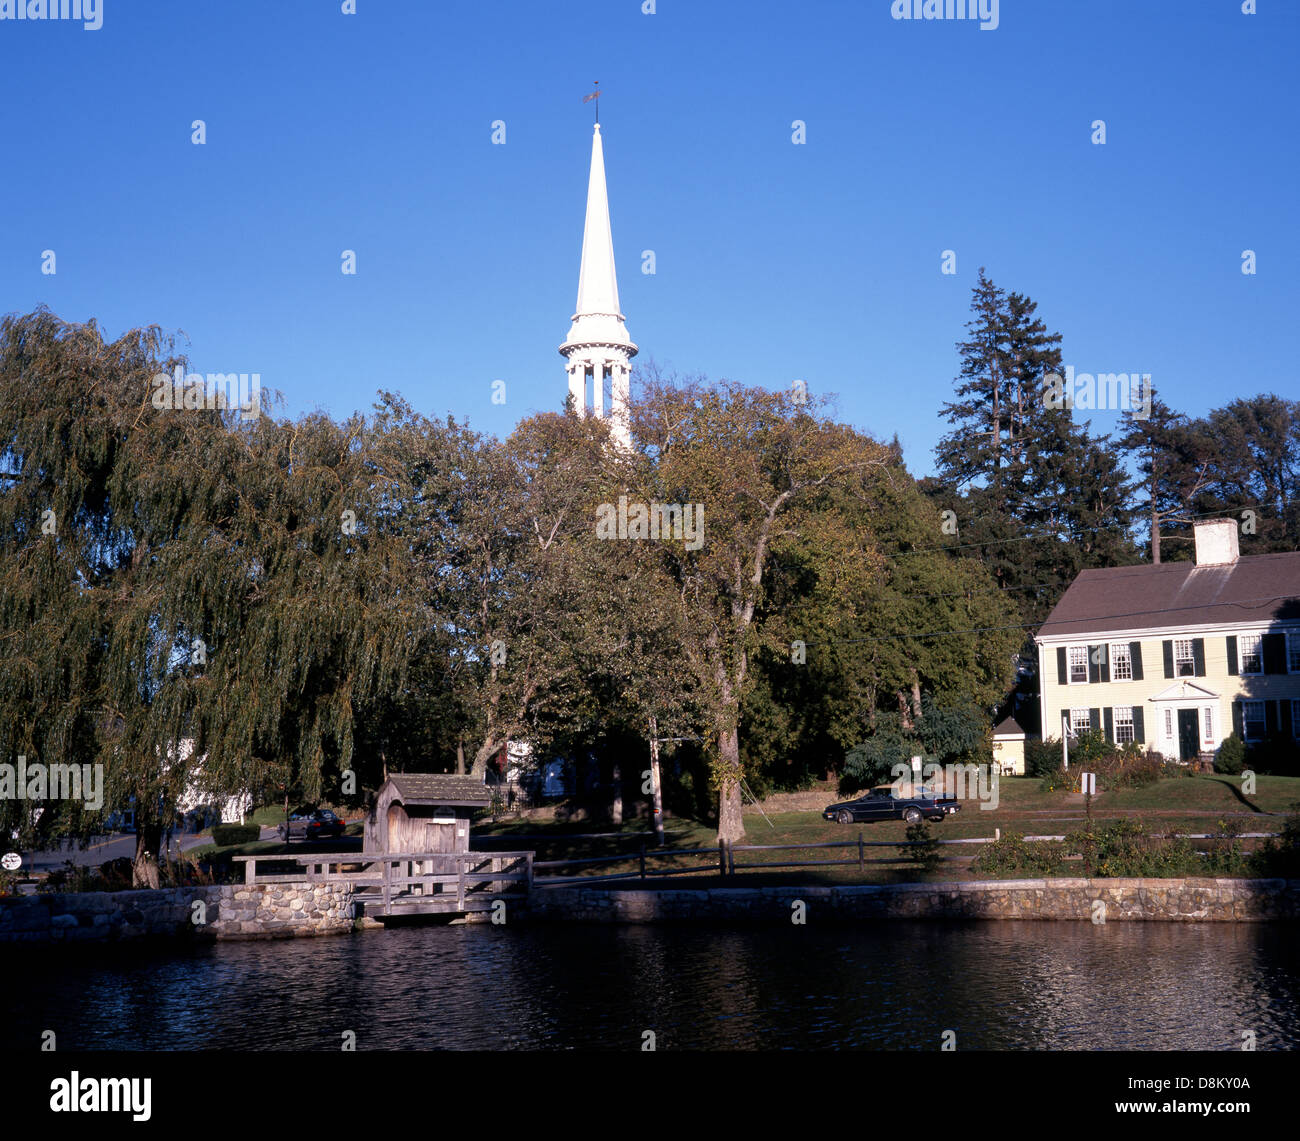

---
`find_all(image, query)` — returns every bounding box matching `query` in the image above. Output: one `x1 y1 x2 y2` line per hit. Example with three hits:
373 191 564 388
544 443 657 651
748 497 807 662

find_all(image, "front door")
1177 708 1200 762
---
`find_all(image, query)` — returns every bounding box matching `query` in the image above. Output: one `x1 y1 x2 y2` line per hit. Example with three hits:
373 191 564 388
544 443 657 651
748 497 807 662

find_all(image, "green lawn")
183 775 1298 885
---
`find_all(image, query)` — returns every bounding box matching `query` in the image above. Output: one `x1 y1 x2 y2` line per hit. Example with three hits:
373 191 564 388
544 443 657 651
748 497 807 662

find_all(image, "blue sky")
1 0 1295 478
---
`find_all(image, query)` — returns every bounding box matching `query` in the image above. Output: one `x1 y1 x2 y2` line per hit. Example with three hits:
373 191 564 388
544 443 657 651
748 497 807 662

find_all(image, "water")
3 921 1297 1050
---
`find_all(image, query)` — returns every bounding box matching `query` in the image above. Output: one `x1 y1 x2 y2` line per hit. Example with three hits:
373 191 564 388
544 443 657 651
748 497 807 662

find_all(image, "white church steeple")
560 121 636 449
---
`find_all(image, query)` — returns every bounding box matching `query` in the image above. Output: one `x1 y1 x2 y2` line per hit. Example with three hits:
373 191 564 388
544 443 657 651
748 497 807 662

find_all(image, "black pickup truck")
824 785 960 825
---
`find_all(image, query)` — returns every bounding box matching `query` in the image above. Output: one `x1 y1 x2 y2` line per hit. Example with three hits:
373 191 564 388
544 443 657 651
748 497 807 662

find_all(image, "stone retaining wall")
0 883 356 943
4 877 1298 943
525 878 1300 923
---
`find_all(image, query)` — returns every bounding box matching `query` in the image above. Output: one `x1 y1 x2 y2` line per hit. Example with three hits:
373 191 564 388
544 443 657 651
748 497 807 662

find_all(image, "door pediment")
1148 681 1220 702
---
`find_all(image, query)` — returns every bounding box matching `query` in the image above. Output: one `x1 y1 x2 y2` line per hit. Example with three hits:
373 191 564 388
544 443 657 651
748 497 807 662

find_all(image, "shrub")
1038 742 1167 793
971 832 1067 877
904 821 943 874
1215 733 1246 775
1246 735 1300 777
211 823 260 846
1063 818 1250 877
1251 801 1300 878
1025 736 1065 778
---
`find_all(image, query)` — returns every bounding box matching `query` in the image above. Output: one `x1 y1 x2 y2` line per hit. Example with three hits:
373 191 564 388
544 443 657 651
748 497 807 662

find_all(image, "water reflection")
2 921 1296 1050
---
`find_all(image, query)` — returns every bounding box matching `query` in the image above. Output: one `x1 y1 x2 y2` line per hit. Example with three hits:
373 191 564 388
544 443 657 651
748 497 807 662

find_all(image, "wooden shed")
992 716 1027 776
364 773 490 855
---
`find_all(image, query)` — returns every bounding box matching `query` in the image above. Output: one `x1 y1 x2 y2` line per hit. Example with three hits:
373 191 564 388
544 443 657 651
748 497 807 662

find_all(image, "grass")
182 774 1299 886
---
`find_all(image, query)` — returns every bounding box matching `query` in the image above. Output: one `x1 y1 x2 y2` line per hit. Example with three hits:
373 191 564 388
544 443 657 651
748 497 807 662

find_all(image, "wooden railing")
531 830 1278 885
231 850 534 911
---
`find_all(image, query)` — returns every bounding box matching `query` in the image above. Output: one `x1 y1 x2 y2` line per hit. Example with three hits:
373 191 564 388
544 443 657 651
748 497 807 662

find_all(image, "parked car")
823 785 960 825
277 807 346 841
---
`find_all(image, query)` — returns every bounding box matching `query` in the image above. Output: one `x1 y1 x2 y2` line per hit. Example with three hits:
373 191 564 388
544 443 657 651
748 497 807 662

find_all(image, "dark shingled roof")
1036 552 1300 640
993 716 1025 736
386 773 491 806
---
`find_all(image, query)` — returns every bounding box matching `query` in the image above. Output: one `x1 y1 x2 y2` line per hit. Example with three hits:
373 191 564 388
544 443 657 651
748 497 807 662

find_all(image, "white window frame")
1241 700 1266 743
1068 645 1088 685
1069 708 1091 736
1287 633 1300 674
1174 639 1196 677
1203 706 1214 744
1109 642 1132 681
1114 706 1135 745
1239 632 1263 675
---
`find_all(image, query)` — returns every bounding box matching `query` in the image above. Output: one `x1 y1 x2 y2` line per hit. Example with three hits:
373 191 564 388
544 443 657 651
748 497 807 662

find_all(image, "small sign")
910 755 922 772
1081 773 1096 796
1 852 20 872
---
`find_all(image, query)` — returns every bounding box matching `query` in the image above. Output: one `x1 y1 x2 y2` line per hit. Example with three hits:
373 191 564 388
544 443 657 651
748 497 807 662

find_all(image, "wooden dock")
232 850 534 919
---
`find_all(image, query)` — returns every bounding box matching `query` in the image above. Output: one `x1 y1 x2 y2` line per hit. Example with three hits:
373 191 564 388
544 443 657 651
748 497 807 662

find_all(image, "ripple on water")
2 919 1297 1050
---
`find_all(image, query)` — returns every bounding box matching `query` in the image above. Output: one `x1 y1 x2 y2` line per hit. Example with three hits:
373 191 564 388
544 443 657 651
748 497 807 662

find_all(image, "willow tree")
631 377 894 844
0 310 420 885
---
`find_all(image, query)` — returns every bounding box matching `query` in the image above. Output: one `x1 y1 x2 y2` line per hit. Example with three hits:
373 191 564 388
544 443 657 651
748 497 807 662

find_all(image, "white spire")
560 122 636 448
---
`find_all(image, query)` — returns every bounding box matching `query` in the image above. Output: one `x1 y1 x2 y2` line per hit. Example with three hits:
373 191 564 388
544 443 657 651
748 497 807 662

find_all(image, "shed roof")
993 716 1025 737
1035 552 1300 640
385 773 491 806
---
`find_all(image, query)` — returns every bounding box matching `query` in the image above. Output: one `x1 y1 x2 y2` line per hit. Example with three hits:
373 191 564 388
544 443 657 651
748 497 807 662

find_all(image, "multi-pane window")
1164 709 1173 738
1240 633 1263 674
1241 701 1266 742
1110 643 1132 681
1293 700 1300 739
1068 646 1088 684
1114 706 1135 745
1203 706 1214 743
1288 634 1300 673
1070 708 1091 735
1174 639 1196 676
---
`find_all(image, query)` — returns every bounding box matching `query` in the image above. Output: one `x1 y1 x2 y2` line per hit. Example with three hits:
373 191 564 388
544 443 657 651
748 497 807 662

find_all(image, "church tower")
559 121 636 449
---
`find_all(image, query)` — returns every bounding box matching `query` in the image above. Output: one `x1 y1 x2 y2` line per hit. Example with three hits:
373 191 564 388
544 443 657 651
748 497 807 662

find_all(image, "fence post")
639 844 646 881
719 839 728 878
245 857 256 885
728 841 736 876
858 833 864 874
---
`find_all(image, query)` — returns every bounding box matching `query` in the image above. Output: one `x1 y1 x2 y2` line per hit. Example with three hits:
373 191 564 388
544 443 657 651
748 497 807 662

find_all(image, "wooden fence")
232 850 534 913
532 830 1279 886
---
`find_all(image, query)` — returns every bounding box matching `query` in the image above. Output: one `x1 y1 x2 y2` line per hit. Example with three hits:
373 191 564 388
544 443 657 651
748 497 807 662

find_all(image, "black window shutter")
1266 701 1280 737
1226 636 1238 675
1232 702 1244 739
1062 710 1070 739
1057 647 1067 686
1193 638 1206 677
1100 645 1110 684
1130 642 1144 680
1089 707 1101 733
1088 646 1101 684
1103 707 1114 743
1263 633 1286 675
1281 700 1294 739
1163 640 1174 678
1132 706 1145 744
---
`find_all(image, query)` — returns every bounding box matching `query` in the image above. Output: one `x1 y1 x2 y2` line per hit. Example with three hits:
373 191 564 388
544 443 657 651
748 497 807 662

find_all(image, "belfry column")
558 121 636 447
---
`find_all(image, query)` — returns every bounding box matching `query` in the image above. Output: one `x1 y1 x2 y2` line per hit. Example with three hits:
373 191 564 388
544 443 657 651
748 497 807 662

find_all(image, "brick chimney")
1193 518 1239 566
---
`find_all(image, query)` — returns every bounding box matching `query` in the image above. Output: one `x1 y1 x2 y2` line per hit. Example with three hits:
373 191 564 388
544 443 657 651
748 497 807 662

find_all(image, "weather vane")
583 80 601 124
